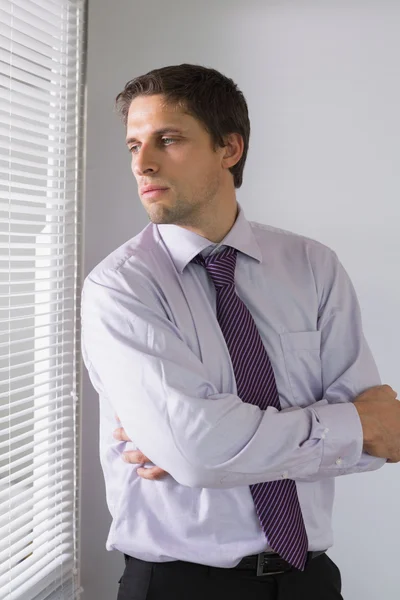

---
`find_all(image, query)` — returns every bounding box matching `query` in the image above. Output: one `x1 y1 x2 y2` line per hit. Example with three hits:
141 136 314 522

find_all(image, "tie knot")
192 246 238 288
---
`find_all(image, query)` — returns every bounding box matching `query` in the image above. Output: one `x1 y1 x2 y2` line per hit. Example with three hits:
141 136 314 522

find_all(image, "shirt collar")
156 201 263 275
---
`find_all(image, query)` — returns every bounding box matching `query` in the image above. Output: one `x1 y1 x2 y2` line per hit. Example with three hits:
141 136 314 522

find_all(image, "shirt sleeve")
81 255 384 490
293 249 386 482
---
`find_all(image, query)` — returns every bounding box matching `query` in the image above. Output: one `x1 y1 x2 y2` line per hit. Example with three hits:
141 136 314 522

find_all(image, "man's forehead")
127 95 187 122
126 97 193 140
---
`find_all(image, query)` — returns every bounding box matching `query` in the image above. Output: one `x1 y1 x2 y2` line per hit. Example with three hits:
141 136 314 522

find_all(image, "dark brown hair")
115 64 250 188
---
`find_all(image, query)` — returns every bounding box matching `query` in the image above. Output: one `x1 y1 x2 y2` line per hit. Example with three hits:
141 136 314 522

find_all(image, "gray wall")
81 1 400 598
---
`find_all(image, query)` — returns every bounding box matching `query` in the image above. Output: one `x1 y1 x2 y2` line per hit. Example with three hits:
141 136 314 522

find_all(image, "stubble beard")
144 173 221 228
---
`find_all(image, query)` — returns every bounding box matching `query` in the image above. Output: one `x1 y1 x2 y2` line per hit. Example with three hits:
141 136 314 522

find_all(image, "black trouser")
116 552 343 600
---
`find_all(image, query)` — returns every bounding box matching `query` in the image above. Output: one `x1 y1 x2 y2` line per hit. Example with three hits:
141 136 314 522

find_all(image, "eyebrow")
125 127 187 146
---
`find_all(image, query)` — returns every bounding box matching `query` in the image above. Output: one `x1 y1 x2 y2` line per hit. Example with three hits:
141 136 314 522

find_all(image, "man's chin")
145 203 175 225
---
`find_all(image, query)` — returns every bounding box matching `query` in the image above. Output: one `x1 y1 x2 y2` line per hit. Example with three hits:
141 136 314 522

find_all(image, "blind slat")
0 238 73 247
1 0 67 34
0 98 74 128
0 481 71 529
0 11 73 53
0 63 71 99
2 362 73 389
27 0 72 19
1 2 69 35
0 466 72 510
9 558 75 600
0 22 67 62
0 384 71 412
0 203 68 215
1 350 73 375
0 246 73 255
0 372 74 401
0 548 73 600
0 166 75 183
0 503 73 559
0 444 74 483
0 474 72 526
0 49 68 86
0 285 74 299
0 494 73 548
0 33 63 71
0 454 73 488
0 187 75 199
0 112 74 142
0 258 74 266
0 159 78 175
0 122 73 150
0 326 74 348
0 446 73 486
0 220 73 231
0 88 78 119
0 528 73 576
0 534 72 587
0 421 73 464
0 231 75 239
0 269 73 275
0 72 71 104
2 0 67 29
0 141 76 161
0 258 75 266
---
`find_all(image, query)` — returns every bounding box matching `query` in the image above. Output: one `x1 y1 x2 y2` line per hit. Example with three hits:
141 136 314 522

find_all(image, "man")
81 64 399 600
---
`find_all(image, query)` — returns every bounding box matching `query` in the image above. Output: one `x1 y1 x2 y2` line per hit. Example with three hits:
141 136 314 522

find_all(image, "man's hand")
353 384 400 462
113 416 169 480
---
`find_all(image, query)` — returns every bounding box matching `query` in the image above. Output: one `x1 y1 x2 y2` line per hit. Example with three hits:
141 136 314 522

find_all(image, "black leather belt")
234 550 327 576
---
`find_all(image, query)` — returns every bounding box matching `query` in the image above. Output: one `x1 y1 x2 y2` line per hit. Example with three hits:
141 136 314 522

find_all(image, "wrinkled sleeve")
293 249 386 482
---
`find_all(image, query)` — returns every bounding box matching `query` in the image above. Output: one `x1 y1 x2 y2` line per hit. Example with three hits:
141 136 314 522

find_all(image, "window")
0 1 86 599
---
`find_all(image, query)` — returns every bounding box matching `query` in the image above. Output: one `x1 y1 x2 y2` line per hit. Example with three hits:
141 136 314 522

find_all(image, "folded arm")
81 251 385 489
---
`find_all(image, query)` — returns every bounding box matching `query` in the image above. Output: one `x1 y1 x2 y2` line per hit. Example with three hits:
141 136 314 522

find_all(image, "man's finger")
120 450 170 479
136 466 168 480
113 427 131 442
122 450 150 463
382 384 397 398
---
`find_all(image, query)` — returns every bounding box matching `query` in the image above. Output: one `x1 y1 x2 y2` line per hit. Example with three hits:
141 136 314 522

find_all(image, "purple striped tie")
193 246 309 571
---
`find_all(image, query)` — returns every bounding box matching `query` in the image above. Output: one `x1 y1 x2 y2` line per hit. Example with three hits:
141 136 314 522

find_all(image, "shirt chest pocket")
279 331 323 406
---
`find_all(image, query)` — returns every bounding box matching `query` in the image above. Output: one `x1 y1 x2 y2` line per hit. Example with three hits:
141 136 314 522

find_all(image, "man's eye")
128 138 175 153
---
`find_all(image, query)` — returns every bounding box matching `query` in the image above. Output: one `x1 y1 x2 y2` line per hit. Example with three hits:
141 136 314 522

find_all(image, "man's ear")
221 132 244 169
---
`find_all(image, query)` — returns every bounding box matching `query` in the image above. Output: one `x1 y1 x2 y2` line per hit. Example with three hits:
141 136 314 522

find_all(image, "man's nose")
133 146 159 176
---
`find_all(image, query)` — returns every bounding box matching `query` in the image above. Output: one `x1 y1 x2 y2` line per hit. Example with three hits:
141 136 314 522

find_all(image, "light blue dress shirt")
81 201 385 568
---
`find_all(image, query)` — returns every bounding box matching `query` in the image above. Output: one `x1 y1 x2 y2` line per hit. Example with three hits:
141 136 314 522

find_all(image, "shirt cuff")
310 400 364 472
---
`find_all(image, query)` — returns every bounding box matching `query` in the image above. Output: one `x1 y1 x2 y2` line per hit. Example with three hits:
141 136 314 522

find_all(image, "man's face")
125 94 226 228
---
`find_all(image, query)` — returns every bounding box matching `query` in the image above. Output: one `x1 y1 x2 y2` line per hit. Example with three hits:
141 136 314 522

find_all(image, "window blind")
0 1 86 599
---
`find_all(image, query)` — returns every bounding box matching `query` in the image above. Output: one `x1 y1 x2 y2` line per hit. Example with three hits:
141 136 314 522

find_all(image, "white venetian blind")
0 1 86 599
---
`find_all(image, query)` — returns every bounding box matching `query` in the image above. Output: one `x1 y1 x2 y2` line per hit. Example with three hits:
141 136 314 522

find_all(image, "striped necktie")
192 245 309 571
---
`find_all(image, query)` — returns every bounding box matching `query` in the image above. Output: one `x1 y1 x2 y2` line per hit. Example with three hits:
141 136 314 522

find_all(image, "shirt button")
324 428 329 434
282 471 289 479
336 458 343 465
321 433 326 439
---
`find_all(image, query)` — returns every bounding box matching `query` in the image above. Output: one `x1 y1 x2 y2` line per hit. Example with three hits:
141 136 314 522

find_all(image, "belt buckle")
256 552 290 577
